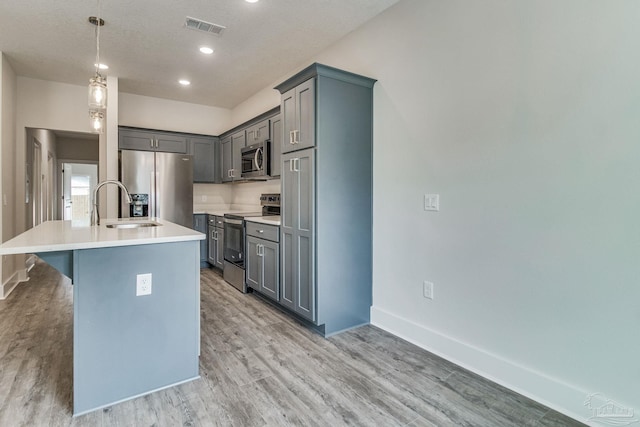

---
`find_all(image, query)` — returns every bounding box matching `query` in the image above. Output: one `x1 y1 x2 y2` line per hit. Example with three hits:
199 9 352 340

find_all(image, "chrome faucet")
91 180 133 226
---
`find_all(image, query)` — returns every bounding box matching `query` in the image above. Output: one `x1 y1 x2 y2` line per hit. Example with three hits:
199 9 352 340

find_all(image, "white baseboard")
0 268 29 300
371 306 590 425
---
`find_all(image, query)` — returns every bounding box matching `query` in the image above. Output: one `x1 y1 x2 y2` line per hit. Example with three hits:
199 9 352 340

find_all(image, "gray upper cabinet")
190 136 217 183
221 136 233 183
270 114 282 177
281 78 315 154
246 119 270 144
275 63 376 336
119 128 188 154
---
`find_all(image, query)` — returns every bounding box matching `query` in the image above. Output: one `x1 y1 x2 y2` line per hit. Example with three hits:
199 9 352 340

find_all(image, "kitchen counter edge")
0 218 205 255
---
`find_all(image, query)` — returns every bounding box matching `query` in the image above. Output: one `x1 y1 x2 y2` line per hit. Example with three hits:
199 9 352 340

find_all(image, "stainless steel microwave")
241 140 270 178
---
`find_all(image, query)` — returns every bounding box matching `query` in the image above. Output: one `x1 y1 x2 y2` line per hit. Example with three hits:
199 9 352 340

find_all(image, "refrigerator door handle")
154 171 160 218
149 171 156 218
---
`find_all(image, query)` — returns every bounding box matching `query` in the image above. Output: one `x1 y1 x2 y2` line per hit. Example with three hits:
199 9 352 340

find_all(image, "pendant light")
88 1 106 133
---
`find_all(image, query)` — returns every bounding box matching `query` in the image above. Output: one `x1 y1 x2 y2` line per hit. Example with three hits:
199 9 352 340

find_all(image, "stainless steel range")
223 194 280 292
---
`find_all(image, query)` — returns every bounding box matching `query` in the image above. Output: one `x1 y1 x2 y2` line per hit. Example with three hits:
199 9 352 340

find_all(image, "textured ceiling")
0 0 399 109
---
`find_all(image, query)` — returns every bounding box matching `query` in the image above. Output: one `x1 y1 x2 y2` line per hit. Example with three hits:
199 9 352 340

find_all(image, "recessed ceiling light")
94 63 109 70
179 79 191 86
245 0 259 3
199 47 214 55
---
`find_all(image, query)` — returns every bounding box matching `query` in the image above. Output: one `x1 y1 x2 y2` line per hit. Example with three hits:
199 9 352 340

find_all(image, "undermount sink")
105 222 161 229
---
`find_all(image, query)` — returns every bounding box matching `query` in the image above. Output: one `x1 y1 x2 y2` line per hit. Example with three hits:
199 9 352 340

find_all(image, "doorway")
62 163 98 226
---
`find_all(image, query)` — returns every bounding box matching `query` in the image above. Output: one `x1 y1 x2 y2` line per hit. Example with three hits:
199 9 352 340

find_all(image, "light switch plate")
136 273 152 296
424 194 440 211
423 281 434 300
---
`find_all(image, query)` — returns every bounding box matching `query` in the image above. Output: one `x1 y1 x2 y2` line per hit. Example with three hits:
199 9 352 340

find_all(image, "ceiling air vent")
184 17 226 36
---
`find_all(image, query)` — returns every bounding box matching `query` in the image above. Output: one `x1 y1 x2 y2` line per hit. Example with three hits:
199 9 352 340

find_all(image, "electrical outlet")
423 281 434 300
136 273 152 296
424 194 440 211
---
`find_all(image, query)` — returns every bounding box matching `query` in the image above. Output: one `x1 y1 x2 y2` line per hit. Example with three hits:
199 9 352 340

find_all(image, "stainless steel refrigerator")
120 150 193 228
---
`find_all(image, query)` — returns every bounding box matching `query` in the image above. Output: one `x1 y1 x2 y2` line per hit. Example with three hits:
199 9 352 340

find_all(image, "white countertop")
245 216 281 226
194 209 261 217
0 218 205 255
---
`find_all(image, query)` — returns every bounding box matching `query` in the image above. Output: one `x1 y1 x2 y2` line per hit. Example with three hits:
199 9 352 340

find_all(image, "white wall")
230 0 640 422
15 77 106 233
119 93 231 136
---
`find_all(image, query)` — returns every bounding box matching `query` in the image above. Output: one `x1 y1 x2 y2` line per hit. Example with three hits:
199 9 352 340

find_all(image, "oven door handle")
224 218 243 225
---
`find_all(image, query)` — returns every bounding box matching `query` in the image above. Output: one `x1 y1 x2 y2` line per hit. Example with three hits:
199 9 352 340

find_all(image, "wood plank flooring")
0 259 586 426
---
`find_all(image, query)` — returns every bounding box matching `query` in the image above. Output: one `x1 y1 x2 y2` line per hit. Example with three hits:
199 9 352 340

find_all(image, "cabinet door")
193 214 208 265
281 88 297 154
119 129 156 151
221 136 233 183
245 236 261 291
207 224 216 265
261 239 279 301
215 226 225 269
280 149 315 321
270 114 282 177
191 137 216 183
154 132 188 153
246 119 270 144
280 154 296 311
231 131 245 180
295 78 316 152
294 150 315 321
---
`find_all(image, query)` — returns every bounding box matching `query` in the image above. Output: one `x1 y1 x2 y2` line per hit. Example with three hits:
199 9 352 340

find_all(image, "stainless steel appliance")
241 140 270 178
120 150 193 228
223 193 281 292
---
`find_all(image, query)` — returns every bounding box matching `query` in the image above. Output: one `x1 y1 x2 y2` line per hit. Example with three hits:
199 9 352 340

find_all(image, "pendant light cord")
94 0 101 76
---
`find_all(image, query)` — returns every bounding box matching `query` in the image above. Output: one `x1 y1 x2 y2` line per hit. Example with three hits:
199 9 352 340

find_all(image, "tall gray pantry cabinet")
275 63 376 336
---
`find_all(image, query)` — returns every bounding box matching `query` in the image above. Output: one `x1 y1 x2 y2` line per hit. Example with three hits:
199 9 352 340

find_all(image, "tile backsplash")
194 180 280 213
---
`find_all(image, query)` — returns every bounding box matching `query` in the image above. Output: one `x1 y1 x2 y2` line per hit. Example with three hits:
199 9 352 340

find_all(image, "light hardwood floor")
0 259 585 426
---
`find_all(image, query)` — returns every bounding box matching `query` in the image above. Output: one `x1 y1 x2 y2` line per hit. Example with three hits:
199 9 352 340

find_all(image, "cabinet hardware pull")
295 130 300 144
258 229 264 233
150 138 154 148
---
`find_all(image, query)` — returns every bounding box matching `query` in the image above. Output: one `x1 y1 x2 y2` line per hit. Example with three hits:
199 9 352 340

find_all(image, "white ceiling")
0 0 399 109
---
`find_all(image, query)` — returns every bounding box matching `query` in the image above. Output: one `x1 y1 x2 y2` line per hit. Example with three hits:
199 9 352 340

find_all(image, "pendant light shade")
88 74 107 109
88 6 106 133
89 110 105 134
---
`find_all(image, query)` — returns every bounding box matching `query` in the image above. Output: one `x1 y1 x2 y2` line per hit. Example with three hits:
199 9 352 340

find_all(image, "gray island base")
42 241 200 415
0 219 204 416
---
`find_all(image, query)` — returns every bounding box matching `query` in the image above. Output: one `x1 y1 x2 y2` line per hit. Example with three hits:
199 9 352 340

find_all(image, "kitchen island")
0 218 205 415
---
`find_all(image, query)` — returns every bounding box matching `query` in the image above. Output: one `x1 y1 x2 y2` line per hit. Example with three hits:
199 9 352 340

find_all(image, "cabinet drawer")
246 221 279 242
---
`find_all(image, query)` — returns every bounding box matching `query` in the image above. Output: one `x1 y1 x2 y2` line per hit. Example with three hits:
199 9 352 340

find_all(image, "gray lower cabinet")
281 150 315 320
275 63 375 336
246 222 280 301
191 136 217 183
193 214 208 268
207 216 224 269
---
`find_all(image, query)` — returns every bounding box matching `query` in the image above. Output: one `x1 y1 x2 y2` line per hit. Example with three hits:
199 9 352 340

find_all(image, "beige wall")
1 53 19 292
229 0 640 421
56 137 99 162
